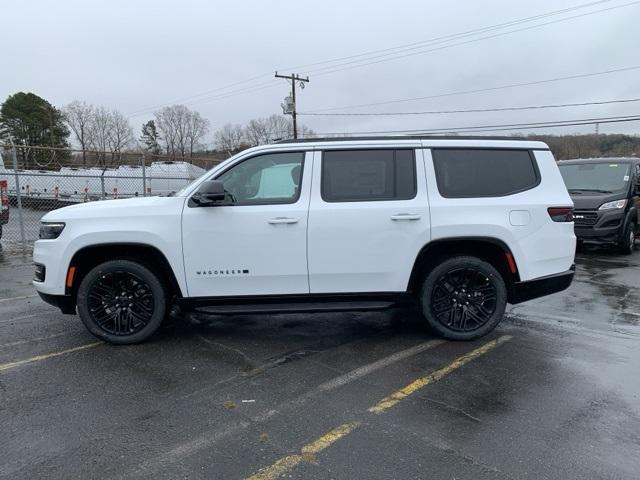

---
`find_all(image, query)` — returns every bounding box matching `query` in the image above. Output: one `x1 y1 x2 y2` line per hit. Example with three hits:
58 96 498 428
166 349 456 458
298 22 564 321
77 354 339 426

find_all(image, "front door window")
216 152 304 205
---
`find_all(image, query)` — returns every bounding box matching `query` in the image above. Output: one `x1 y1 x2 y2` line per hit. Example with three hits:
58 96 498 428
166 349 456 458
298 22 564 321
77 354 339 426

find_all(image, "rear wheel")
77 260 166 344
619 222 636 255
419 256 507 341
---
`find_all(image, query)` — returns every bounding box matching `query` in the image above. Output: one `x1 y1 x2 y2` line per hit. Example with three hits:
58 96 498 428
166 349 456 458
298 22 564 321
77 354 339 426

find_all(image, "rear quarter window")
432 149 540 198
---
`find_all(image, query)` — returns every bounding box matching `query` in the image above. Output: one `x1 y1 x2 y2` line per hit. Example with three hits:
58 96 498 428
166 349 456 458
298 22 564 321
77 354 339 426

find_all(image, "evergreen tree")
140 120 161 156
0 92 70 168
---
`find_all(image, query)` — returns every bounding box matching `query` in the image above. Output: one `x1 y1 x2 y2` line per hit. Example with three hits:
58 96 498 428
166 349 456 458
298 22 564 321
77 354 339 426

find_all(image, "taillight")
548 207 574 222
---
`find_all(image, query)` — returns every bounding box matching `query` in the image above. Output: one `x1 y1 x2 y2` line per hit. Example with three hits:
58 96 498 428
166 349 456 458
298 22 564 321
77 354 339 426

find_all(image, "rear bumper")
509 265 575 304
37 292 77 315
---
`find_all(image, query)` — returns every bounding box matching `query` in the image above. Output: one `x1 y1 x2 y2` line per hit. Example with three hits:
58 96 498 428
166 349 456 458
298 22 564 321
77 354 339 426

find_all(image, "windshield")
559 162 630 193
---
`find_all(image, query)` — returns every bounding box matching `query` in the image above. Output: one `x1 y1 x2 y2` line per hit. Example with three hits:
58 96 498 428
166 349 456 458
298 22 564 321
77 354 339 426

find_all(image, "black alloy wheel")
431 267 498 333
420 256 507 340
87 270 154 336
77 260 166 344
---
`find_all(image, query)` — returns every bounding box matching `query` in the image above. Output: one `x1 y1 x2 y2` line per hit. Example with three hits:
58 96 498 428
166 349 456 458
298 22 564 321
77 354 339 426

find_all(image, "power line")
302 1 640 77
126 0 632 118
299 97 640 116
313 114 640 136
280 0 613 73
128 79 279 118
307 65 640 112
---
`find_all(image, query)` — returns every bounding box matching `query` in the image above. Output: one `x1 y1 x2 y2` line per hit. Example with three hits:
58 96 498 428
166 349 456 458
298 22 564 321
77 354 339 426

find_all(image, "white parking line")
122 338 447 478
0 342 102 372
0 294 38 303
310 339 446 395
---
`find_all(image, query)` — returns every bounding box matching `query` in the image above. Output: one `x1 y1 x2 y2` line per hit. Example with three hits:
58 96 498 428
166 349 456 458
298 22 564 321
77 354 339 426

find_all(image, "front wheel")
619 222 636 255
419 256 507 341
77 260 167 344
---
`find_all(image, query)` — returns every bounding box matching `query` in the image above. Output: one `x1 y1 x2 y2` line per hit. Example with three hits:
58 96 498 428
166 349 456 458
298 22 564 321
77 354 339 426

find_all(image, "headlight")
39 222 66 239
598 199 627 210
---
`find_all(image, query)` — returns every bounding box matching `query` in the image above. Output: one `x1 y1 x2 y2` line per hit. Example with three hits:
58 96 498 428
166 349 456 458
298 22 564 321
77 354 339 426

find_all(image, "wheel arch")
66 243 183 301
406 237 521 303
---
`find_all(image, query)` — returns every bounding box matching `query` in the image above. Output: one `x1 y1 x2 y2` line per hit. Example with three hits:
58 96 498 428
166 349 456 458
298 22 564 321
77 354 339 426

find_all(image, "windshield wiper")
568 188 613 194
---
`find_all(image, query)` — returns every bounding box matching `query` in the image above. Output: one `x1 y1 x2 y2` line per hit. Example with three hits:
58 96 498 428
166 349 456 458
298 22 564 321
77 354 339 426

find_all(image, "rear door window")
321 149 416 202
431 149 539 198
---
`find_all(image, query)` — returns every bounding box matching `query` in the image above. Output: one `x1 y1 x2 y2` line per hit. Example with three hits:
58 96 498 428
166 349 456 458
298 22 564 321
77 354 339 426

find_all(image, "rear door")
307 147 430 293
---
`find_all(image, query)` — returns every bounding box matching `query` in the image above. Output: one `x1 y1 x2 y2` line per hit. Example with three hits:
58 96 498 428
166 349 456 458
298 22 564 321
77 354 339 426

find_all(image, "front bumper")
37 292 77 315
509 265 575 304
574 209 624 244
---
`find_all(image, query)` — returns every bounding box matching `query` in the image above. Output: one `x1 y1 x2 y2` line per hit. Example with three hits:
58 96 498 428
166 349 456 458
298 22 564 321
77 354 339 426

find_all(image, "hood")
570 191 627 210
42 196 186 221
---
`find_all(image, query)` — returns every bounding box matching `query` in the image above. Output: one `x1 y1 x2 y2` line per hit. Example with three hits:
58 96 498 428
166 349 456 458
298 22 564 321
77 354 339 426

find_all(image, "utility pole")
275 72 310 139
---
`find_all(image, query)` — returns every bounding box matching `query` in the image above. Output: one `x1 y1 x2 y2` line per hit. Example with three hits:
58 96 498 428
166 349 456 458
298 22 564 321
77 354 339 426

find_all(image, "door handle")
268 217 299 224
390 214 422 221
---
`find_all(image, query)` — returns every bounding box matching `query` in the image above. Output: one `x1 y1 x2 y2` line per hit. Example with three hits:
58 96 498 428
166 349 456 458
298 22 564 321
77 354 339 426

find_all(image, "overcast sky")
2 0 640 146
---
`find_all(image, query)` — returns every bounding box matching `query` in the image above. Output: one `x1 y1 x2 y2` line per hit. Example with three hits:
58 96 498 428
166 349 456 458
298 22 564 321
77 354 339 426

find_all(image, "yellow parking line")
0 341 102 372
368 335 512 414
246 422 361 480
246 335 512 479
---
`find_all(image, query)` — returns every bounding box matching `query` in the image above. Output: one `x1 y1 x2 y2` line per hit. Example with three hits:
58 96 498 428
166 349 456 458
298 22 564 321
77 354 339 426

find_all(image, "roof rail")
274 135 538 144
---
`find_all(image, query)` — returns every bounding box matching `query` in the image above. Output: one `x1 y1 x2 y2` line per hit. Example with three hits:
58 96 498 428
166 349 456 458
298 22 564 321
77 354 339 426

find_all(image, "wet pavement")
0 246 639 479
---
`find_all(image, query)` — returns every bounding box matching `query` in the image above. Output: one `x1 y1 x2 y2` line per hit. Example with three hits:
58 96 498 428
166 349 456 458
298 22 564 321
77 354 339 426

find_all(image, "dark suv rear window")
432 149 539 198
321 149 416 202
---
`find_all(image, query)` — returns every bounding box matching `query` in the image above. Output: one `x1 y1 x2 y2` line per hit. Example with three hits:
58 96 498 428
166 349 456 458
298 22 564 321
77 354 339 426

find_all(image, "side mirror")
192 180 225 206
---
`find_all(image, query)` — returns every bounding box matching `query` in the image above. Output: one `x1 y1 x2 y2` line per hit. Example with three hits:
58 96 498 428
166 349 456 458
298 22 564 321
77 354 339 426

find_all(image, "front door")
182 151 311 297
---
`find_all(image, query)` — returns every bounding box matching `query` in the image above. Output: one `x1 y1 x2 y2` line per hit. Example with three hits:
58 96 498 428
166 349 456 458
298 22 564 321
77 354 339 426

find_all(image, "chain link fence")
0 145 225 252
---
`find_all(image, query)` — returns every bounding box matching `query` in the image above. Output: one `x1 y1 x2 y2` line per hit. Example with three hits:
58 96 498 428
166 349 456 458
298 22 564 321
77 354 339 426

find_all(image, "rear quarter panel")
423 148 575 281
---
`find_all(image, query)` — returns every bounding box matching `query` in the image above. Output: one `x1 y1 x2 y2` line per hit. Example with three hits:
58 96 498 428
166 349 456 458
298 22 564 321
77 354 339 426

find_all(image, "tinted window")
215 152 304 204
432 149 539 198
321 149 416 202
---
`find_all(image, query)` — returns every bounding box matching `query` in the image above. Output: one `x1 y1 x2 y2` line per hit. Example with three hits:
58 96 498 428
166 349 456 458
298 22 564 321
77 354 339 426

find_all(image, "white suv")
33 137 576 344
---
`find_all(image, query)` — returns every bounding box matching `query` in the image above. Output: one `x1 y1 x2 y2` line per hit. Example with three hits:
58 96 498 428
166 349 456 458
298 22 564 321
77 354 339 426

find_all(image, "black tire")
419 256 507 341
619 222 636 255
77 260 167 344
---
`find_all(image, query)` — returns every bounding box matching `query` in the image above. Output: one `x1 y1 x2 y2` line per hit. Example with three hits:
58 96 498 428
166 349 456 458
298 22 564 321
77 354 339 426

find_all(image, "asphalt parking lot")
0 245 639 479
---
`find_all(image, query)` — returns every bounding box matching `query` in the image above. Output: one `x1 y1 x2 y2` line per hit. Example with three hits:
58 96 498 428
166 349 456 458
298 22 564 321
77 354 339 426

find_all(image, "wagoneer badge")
196 269 250 276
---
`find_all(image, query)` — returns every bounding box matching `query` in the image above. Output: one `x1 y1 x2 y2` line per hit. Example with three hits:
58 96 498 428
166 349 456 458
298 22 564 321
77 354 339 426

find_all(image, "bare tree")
214 123 245 155
244 118 270 146
154 106 179 157
298 124 316 139
154 105 210 160
242 114 312 146
107 110 133 158
85 106 133 165
87 106 110 164
265 114 292 140
63 100 94 166
186 110 210 156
